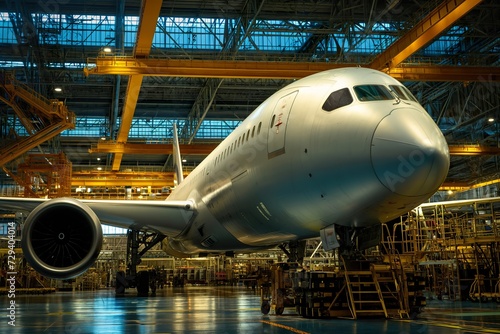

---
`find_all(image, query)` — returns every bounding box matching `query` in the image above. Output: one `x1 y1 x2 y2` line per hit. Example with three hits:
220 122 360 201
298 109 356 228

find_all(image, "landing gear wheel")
261 300 270 315
115 271 127 295
149 269 157 296
136 271 150 296
275 306 284 315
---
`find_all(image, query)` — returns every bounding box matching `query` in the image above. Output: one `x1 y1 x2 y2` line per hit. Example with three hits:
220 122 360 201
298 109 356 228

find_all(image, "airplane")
0 67 450 290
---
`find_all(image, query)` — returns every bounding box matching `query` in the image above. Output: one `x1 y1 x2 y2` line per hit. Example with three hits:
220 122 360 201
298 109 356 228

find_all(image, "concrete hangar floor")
1 286 500 334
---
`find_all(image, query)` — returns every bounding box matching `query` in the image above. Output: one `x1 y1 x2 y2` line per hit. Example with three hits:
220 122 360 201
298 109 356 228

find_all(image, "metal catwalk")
1 286 500 333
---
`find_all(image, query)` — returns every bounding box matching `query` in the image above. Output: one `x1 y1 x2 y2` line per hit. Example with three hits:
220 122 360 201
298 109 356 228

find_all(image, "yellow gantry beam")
112 0 163 171
369 0 484 71
387 65 499 82
89 142 219 155
134 0 163 58
370 0 482 70
72 171 178 187
448 145 500 156
91 142 500 156
86 58 357 79
85 58 500 82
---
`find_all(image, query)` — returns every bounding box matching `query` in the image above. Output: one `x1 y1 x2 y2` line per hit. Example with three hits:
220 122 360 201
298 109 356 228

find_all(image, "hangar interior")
0 0 500 330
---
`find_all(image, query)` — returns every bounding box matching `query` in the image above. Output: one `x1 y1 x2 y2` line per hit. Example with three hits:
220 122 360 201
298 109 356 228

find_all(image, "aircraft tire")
137 271 150 296
261 301 270 315
115 271 127 295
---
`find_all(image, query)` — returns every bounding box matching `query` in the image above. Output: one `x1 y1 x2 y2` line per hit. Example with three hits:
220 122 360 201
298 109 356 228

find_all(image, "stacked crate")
292 271 345 318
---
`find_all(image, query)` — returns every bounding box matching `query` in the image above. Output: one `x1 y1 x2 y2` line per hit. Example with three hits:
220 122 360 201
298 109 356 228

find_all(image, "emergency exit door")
267 91 298 158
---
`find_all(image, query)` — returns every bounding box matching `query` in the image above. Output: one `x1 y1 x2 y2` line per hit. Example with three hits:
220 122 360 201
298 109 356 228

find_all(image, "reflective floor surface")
1 286 500 333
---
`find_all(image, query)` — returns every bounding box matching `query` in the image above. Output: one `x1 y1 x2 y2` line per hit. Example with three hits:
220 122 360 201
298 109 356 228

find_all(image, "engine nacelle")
21 198 103 279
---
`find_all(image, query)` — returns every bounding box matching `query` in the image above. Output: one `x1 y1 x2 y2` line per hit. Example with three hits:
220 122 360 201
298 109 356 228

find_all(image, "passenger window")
322 88 353 112
257 122 262 135
354 85 393 101
270 115 276 128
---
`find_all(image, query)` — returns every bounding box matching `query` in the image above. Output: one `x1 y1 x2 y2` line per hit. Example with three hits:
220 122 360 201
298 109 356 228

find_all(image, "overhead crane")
84 0 495 82
85 57 500 82
83 0 498 176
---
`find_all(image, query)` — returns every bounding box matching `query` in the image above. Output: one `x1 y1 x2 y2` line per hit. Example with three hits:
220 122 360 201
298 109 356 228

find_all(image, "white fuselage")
165 68 450 254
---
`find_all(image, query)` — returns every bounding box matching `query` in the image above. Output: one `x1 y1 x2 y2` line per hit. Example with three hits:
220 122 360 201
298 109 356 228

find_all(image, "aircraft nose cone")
371 108 449 197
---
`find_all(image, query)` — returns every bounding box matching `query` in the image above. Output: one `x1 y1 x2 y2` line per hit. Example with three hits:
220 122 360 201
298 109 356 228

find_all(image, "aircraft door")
267 90 298 158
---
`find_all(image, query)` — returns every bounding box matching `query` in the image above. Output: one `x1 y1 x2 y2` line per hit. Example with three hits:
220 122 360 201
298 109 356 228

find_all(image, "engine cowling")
21 197 103 279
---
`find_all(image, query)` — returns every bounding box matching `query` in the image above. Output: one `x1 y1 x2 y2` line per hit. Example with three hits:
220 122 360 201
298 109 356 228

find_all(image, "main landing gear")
260 241 306 315
115 229 165 296
279 240 306 263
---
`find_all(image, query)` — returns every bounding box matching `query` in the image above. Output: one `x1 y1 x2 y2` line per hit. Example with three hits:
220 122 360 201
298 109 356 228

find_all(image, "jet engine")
21 198 103 279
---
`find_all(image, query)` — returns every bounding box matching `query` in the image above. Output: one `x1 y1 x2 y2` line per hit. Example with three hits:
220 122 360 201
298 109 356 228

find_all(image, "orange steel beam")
135 0 163 58
71 171 188 187
85 58 500 82
387 65 499 82
89 142 219 155
369 0 483 71
448 145 500 156
71 178 174 187
0 120 74 167
92 143 500 156
85 58 357 79
112 0 163 171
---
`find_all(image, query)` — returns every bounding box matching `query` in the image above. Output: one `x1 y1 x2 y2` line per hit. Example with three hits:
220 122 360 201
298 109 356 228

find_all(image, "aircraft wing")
0 197 196 236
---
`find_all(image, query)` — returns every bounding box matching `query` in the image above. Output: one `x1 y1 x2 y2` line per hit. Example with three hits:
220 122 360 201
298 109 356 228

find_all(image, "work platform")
388 197 500 302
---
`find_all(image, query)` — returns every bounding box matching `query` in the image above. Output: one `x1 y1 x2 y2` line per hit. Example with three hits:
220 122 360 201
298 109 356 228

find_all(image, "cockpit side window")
354 85 393 101
389 85 419 102
401 86 419 102
389 85 409 100
322 88 353 112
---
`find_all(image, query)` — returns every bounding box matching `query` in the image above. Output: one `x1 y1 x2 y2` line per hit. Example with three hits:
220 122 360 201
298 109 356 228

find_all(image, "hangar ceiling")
0 0 499 196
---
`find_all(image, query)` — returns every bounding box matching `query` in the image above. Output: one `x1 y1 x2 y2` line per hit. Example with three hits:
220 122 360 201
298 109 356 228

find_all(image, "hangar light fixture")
488 118 495 122
103 47 112 53
54 87 62 92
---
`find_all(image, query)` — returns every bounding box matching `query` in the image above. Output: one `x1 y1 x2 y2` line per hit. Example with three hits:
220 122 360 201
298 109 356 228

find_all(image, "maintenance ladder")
343 266 388 319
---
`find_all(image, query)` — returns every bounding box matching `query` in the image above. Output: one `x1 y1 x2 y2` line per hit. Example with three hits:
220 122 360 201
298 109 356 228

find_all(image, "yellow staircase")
343 266 388 319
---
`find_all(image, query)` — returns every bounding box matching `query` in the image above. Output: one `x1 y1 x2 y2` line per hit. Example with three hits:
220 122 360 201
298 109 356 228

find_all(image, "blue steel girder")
180 0 264 141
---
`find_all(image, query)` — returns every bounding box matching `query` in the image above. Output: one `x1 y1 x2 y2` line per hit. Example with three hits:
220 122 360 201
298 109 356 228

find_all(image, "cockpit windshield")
353 85 393 101
389 85 418 102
